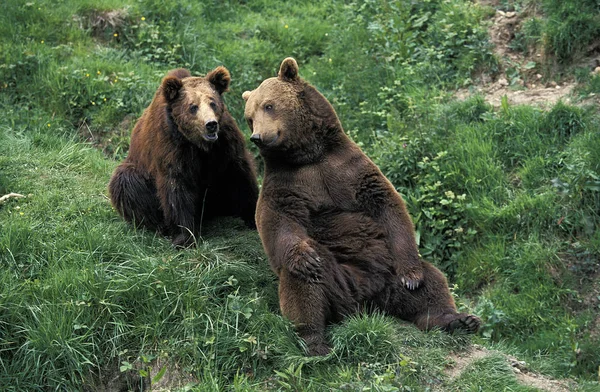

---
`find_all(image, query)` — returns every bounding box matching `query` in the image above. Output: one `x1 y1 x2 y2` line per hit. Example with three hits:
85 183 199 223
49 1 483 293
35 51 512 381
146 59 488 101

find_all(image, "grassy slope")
1 0 599 390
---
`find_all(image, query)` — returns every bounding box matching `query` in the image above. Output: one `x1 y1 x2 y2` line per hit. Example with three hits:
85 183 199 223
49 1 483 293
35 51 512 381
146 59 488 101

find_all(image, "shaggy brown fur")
243 58 480 355
109 67 258 247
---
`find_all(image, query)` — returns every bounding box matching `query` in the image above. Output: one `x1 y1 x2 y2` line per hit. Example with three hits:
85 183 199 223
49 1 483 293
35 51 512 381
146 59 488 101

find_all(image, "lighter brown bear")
243 58 480 355
109 67 258 247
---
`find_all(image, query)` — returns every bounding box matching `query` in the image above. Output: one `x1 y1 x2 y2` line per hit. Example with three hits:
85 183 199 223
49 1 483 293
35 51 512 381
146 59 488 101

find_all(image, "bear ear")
278 57 299 82
242 90 253 101
206 66 231 94
162 76 184 103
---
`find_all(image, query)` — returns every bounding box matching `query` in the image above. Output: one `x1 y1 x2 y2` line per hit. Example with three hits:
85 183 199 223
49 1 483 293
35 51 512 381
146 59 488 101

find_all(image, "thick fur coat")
109 67 258 247
243 58 480 355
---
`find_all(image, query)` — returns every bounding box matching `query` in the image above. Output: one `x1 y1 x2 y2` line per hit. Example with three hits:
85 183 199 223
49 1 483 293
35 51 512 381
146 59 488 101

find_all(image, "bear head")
161 66 231 149
242 58 343 164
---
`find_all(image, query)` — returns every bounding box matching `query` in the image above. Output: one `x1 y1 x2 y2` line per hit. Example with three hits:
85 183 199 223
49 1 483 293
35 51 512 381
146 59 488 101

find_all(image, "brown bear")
109 66 259 247
242 58 480 355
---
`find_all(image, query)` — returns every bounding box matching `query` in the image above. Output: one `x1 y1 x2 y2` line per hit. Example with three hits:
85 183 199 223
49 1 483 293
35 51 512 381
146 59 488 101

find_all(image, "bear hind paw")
446 314 481 334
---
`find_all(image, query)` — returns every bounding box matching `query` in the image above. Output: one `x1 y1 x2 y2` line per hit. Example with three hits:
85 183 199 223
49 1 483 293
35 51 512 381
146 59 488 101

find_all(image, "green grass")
1 0 600 390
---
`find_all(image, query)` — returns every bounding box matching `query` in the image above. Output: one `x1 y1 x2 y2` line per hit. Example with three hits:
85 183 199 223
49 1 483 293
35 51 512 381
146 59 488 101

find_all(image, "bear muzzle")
203 120 219 142
250 131 279 147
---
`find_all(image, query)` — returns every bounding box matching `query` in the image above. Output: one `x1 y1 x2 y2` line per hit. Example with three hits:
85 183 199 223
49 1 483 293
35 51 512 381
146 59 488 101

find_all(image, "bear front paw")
172 232 195 248
306 342 331 356
287 241 322 282
398 269 424 290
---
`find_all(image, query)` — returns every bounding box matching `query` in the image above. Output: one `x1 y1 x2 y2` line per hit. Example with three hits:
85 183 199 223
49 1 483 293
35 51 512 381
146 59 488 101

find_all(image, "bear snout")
204 120 219 141
250 133 262 145
250 131 279 147
206 120 218 133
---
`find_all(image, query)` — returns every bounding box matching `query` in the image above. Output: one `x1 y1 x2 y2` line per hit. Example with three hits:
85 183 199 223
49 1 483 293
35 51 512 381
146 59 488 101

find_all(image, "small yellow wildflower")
114 33 118 37
103 98 107 102
47 123 51 127
19 212 24 216
328 58 332 63
85 73 90 77
141 16 146 21
284 24 288 29
91 101 95 105
41 40 44 44
97 70 101 75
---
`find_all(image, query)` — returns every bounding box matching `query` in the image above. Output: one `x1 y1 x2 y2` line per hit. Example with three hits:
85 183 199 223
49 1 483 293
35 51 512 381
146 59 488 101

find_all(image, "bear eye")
264 104 273 112
189 104 199 114
209 101 217 110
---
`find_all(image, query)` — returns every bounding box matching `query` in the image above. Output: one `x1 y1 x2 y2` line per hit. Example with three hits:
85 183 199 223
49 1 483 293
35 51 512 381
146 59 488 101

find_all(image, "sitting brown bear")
242 58 480 355
109 67 258 247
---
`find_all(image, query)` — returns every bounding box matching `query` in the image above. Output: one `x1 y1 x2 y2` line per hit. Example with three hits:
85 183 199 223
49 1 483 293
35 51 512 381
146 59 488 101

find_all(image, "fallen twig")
0 193 25 204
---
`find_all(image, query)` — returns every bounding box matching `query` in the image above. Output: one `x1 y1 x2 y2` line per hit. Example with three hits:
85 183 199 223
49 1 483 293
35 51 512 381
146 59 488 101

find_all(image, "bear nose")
250 133 262 144
206 120 218 133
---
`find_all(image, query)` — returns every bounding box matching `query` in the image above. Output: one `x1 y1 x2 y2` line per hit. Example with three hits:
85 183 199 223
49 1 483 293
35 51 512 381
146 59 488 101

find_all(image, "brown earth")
444 345 577 392
456 7 577 107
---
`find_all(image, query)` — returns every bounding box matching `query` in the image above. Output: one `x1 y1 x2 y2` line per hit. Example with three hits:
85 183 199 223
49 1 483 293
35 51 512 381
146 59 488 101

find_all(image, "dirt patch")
444 344 576 392
86 358 197 391
77 114 134 159
457 7 577 107
514 367 575 392
456 80 575 107
146 358 197 391
444 345 490 379
73 7 130 41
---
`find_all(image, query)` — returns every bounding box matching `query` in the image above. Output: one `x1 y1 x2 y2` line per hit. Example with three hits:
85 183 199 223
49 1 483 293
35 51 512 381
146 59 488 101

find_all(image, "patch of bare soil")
444 345 576 392
146 358 197 391
86 358 197 391
456 7 577 107
73 8 130 40
444 345 489 380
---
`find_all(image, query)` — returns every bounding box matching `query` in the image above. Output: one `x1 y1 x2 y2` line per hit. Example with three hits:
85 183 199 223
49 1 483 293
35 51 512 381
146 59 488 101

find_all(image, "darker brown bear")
243 58 480 355
109 66 258 247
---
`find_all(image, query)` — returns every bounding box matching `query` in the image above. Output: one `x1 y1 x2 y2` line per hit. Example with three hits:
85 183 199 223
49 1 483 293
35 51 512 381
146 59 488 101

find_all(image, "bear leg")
383 261 481 334
155 175 200 248
412 310 481 334
108 162 165 232
278 270 331 356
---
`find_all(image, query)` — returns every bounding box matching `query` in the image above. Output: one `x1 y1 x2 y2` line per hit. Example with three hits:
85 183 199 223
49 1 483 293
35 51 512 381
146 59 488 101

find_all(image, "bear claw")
400 276 422 290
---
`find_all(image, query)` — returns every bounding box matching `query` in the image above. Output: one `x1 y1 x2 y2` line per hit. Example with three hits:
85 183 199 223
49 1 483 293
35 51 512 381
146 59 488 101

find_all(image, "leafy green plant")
407 152 477 275
119 18 185 67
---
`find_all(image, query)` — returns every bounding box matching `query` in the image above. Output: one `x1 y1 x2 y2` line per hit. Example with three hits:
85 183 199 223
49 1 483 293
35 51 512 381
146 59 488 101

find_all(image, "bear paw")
306 342 332 356
447 314 481 334
287 241 322 282
172 232 195 248
399 270 424 290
